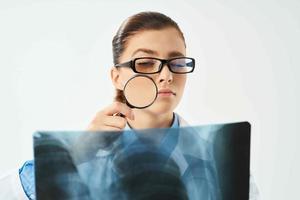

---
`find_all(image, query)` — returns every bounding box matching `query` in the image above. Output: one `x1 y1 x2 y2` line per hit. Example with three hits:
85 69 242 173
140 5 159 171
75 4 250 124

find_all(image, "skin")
87 27 187 131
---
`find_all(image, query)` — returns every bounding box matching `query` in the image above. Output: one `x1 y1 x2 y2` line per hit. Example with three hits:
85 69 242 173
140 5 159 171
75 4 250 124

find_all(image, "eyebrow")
131 48 184 58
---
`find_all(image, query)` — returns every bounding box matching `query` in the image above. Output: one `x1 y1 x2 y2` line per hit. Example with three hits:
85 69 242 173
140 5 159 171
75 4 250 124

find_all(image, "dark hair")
112 11 186 102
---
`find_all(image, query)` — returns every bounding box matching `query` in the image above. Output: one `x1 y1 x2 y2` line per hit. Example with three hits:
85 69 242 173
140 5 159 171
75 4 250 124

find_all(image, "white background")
0 0 299 199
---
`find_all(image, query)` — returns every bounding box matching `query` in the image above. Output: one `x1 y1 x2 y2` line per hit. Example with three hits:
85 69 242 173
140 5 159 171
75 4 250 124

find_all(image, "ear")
110 67 123 90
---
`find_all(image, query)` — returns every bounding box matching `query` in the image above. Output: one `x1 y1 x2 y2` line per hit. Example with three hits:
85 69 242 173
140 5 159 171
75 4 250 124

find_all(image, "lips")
158 88 176 95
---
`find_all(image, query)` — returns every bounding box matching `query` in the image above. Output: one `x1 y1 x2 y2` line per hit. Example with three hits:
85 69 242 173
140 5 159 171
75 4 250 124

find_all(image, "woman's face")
111 27 187 115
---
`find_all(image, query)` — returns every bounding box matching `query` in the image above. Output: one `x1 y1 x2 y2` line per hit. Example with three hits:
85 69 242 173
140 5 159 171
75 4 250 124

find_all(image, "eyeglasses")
115 57 195 74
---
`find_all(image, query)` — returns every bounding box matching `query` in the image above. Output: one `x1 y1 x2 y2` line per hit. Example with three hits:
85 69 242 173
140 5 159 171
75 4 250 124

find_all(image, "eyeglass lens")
135 58 193 73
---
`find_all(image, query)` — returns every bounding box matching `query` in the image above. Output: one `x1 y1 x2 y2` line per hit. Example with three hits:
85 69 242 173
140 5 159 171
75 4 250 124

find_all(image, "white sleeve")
0 168 28 200
249 173 260 200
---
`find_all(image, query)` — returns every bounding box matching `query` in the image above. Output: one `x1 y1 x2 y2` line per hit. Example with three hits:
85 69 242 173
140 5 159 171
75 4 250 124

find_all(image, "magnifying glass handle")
113 112 126 118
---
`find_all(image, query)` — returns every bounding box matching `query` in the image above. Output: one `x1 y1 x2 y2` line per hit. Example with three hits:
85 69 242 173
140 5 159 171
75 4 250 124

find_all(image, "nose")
158 64 173 84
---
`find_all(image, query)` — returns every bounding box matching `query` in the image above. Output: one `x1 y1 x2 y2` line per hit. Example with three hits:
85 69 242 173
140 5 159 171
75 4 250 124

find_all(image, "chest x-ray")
33 122 250 200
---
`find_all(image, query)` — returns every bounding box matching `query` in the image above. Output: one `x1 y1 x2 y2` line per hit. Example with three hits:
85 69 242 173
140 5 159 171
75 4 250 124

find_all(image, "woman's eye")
171 63 185 67
136 62 154 67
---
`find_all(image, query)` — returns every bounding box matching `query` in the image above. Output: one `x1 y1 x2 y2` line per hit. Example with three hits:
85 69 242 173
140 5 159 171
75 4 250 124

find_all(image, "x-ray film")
34 122 250 200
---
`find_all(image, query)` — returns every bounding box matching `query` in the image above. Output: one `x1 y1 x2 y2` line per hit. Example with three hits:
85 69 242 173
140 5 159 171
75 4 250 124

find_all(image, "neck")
127 111 174 130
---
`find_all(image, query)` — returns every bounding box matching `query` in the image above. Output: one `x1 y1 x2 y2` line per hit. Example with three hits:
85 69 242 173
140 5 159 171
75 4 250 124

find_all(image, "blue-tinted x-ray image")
33 122 250 200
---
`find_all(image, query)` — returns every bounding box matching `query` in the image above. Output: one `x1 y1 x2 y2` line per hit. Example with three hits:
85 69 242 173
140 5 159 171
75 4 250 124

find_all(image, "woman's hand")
72 102 134 164
87 102 135 131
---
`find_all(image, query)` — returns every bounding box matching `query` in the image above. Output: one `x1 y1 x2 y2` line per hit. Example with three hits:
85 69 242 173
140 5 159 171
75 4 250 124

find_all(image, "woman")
0 11 259 199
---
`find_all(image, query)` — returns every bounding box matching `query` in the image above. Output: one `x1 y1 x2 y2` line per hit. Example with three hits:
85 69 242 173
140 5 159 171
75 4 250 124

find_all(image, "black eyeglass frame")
115 57 195 74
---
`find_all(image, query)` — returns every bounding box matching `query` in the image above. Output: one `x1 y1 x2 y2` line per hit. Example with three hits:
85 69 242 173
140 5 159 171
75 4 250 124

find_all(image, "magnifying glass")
123 75 158 109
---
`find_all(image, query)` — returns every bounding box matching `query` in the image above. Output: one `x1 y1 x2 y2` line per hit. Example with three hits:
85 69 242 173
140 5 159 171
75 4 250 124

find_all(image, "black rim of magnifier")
123 75 158 109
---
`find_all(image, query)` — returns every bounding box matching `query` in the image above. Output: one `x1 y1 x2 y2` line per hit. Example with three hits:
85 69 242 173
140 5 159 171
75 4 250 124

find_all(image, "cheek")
119 68 135 85
174 75 187 94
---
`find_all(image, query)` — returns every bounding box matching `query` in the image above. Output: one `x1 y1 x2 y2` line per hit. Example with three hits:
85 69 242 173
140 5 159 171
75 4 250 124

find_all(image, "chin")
146 101 178 115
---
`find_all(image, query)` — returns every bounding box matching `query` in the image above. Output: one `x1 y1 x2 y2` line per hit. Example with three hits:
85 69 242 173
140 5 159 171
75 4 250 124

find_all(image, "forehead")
120 28 186 61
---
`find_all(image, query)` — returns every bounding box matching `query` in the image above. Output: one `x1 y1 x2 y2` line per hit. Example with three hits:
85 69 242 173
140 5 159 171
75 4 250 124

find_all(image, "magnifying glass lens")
123 75 157 109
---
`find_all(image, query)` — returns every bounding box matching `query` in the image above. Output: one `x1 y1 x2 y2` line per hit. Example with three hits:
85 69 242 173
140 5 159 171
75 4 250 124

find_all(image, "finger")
87 124 122 132
102 116 127 129
103 102 135 120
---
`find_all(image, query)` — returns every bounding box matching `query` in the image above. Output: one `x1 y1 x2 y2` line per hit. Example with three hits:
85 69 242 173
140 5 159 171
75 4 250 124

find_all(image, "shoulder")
0 168 28 200
249 173 260 200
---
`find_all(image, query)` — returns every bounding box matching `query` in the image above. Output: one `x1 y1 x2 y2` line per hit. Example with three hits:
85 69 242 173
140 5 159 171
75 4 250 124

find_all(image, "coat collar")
125 112 189 130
